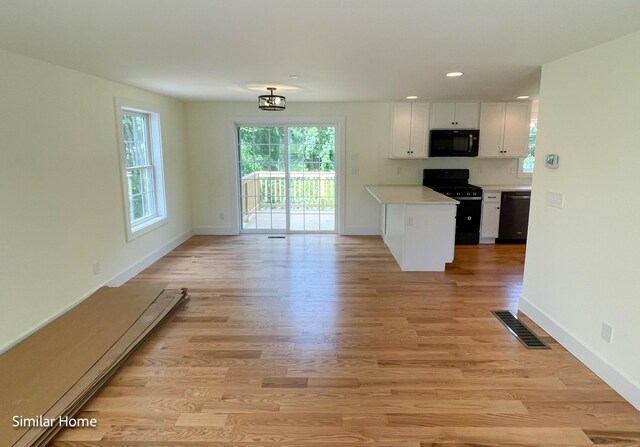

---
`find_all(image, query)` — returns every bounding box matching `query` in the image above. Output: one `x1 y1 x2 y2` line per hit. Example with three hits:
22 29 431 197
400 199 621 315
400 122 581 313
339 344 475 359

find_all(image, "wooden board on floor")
0 283 172 446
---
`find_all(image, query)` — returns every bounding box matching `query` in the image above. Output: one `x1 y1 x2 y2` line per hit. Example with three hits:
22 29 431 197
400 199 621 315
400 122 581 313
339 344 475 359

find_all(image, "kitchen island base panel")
366 185 458 272
383 203 456 272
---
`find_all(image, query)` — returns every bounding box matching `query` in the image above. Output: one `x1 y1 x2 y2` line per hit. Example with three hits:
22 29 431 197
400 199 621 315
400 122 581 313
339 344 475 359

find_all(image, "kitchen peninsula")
366 185 458 271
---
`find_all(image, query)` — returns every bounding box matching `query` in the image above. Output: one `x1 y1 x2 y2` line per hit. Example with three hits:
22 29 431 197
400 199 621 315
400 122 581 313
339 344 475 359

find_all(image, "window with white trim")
116 101 166 240
519 101 538 178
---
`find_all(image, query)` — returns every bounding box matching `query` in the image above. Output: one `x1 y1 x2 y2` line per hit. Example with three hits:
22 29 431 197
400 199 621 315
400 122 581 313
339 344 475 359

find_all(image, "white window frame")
115 99 167 241
229 116 346 235
518 155 533 178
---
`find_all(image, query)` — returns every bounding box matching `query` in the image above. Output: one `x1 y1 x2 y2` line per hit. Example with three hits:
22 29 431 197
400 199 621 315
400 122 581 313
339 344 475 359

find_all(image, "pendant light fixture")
258 87 286 111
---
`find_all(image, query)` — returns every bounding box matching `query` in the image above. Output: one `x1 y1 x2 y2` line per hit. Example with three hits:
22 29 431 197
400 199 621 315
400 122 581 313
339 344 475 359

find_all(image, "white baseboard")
105 230 193 287
519 296 640 411
0 230 194 354
0 287 97 354
342 226 380 236
193 226 238 235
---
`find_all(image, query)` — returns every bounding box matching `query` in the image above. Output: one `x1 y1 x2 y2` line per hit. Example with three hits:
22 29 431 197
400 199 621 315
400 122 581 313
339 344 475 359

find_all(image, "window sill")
127 215 167 242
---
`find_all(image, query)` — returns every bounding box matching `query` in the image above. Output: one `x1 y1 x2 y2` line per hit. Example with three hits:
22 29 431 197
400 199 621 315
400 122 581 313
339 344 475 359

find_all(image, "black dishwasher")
497 191 531 242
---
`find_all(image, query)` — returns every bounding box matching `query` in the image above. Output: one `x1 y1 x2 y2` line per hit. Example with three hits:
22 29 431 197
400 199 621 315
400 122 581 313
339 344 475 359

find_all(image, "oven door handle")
455 197 482 201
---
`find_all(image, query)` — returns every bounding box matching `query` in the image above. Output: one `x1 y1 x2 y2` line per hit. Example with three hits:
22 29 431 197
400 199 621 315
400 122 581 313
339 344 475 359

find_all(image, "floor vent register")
492 310 550 349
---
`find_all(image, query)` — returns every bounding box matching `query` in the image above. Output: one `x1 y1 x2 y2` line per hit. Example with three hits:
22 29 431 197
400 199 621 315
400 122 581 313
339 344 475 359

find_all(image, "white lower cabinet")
480 191 501 242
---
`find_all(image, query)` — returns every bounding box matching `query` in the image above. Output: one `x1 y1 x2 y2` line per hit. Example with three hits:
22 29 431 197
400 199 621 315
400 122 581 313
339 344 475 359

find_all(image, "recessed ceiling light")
406 95 418 99
517 95 530 99
289 74 299 79
445 72 464 77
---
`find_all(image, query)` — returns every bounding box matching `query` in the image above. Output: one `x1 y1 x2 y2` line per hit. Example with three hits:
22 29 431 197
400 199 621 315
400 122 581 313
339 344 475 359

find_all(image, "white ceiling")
1 0 640 102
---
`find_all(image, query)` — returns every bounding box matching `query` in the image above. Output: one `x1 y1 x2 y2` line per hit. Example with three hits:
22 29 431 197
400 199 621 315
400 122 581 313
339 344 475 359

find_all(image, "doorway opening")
238 125 337 233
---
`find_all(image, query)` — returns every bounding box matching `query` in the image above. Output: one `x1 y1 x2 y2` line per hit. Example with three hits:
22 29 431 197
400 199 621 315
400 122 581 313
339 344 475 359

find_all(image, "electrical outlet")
219 212 225 222
351 167 359 175
406 216 414 226
546 191 564 209
351 153 359 161
396 167 402 176
93 262 100 275
601 322 613 344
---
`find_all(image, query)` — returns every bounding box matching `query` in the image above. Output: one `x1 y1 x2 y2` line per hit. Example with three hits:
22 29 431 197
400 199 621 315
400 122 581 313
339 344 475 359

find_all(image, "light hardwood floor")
52 235 640 446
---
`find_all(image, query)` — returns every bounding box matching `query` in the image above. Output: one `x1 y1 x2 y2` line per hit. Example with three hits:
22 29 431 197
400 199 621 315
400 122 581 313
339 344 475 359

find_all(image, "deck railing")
241 171 335 217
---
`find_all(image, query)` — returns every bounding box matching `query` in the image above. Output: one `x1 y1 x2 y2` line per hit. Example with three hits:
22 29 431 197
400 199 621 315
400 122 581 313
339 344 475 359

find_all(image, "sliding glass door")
238 125 336 233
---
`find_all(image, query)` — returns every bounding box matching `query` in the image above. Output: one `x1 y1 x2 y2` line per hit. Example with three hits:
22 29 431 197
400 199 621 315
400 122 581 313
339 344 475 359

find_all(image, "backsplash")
379 156 532 186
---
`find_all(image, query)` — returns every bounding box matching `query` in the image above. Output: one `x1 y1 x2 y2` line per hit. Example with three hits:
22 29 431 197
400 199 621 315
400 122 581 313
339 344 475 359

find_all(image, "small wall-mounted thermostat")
546 154 559 169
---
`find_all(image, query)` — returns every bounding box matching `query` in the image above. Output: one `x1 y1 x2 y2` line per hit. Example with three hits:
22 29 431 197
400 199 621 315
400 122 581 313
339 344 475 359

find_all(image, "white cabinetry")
389 102 429 159
430 102 480 129
480 191 501 242
366 186 457 271
478 102 531 158
503 102 531 157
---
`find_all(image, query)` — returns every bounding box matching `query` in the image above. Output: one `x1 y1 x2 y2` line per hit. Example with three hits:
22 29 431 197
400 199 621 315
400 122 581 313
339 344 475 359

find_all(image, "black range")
422 169 482 245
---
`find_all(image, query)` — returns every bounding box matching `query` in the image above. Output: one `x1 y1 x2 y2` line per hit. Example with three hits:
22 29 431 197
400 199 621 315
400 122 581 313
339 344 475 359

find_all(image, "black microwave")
429 129 479 157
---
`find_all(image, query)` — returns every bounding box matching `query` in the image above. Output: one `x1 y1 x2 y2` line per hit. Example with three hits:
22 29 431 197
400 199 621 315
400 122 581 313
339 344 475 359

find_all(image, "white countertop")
365 185 459 205
479 184 532 192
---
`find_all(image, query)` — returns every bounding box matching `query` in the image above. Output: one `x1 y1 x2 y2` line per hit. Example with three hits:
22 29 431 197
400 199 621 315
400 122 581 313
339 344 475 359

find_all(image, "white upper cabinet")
389 102 429 159
429 103 455 129
430 102 480 129
503 102 531 157
478 103 506 157
478 102 531 158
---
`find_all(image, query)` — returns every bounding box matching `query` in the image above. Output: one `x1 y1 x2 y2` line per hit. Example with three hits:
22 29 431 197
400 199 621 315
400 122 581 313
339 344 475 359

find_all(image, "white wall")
187 102 530 235
0 50 192 351
520 31 640 409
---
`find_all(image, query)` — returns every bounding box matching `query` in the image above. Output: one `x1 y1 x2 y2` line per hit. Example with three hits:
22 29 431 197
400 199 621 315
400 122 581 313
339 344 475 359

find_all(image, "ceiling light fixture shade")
258 87 286 111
